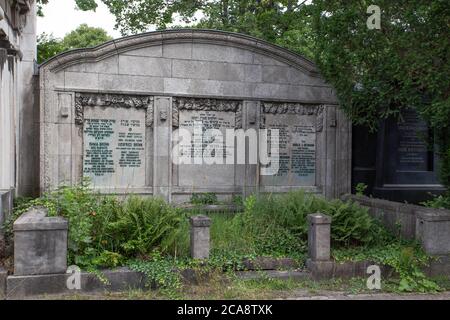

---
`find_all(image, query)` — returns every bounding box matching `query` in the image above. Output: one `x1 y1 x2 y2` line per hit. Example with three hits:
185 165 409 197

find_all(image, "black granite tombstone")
352 109 445 204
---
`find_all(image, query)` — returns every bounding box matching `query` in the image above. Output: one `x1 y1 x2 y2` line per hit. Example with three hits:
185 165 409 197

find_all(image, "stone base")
424 255 450 278
241 257 299 271
306 259 334 280
0 267 7 299
236 270 309 281
5 267 148 299
306 259 394 280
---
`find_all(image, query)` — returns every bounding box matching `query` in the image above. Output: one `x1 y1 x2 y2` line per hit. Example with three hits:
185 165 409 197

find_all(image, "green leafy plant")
7 181 188 269
355 183 368 196
423 192 450 210
190 193 218 205
128 251 183 299
333 243 440 293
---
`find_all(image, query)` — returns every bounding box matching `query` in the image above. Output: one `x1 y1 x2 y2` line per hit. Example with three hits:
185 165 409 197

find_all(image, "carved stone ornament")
172 97 243 129
75 93 154 127
260 102 324 132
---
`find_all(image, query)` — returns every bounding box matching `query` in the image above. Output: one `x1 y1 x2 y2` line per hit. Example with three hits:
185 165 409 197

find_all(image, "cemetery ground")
1 182 450 299
29 275 450 300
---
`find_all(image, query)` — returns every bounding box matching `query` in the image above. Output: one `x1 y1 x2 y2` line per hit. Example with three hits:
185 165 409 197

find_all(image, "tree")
37 33 64 64
37 1 450 189
309 0 450 187
37 0 97 16
63 24 112 49
37 24 112 63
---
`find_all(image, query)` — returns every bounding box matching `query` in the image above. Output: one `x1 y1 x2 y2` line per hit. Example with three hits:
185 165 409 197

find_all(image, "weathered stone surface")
190 215 211 259
423 255 450 277
241 257 299 271
307 213 332 261
13 208 68 276
236 270 309 281
0 267 6 299
343 194 450 254
306 259 334 280
5 267 147 299
0 189 13 236
39 29 349 202
416 208 450 255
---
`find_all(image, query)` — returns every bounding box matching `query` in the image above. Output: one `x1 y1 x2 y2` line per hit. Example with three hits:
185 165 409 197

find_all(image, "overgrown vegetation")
2 183 440 295
423 192 450 210
190 193 219 205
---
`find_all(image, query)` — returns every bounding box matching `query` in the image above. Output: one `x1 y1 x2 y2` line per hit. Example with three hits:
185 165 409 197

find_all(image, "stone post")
306 213 333 279
190 215 212 259
14 207 68 276
153 97 172 202
416 208 450 255
308 213 332 261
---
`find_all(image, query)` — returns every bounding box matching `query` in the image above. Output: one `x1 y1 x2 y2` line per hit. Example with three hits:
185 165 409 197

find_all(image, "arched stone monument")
39 29 351 203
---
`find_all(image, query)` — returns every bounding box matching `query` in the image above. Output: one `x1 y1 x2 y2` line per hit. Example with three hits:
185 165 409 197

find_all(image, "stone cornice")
40 29 320 77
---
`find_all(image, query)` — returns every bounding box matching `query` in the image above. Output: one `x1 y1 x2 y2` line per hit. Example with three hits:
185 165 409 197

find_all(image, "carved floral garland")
260 102 324 132
74 93 154 127
172 97 243 129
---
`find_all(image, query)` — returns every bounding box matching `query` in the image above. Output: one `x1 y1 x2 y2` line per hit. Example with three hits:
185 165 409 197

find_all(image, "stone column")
307 213 332 261
325 106 337 199
190 215 212 259
153 97 172 202
306 213 333 279
17 1 39 197
235 101 259 197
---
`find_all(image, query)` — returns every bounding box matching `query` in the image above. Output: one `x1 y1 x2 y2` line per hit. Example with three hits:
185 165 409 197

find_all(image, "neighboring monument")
0 0 39 228
0 0 38 235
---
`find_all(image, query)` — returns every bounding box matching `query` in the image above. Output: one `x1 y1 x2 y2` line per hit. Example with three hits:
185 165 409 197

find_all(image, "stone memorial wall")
39 30 351 203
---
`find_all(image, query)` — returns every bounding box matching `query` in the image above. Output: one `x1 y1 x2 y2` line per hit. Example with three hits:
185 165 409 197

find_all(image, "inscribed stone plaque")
261 114 316 186
397 110 430 172
177 110 236 187
83 107 146 187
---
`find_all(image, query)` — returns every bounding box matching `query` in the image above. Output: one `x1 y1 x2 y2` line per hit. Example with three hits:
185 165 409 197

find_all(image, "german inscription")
83 107 146 187
177 110 236 187
261 114 316 186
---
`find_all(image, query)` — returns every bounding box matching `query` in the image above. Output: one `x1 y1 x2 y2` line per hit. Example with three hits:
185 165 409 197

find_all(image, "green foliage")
243 191 389 249
333 243 440 293
36 0 49 16
37 24 112 63
9 181 187 269
37 33 64 64
190 193 218 205
7 185 439 293
422 192 450 210
310 1 450 188
37 0 97 16
62 24 112 50
355 183 368 196
128 251 183 298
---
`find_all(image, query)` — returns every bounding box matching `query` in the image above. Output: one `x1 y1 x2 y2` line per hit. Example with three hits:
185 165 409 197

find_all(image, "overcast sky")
37 0 123 39
36 0 203 39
